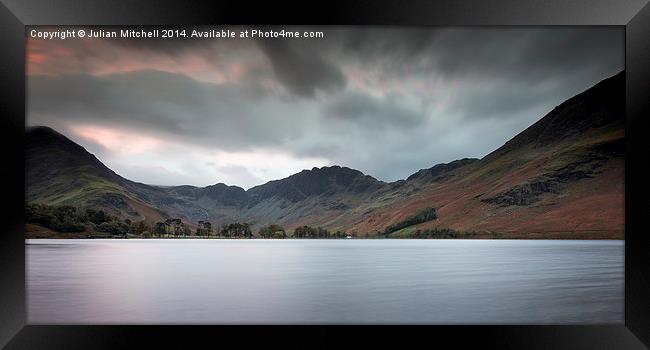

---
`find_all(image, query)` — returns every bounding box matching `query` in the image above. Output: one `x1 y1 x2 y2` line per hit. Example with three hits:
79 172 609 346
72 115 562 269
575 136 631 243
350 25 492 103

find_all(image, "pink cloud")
70 125 163 154
26 36 271 87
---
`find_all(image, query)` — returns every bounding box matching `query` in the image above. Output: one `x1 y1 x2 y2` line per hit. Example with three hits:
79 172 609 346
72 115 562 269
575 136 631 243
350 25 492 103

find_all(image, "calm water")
26 239 624 324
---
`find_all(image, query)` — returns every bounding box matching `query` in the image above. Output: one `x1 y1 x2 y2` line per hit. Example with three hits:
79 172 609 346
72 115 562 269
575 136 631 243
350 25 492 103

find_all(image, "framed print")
1 0 649 348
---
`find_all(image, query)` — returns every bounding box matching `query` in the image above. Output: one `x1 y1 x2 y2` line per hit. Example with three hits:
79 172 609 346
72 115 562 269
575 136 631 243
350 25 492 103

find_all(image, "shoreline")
25 224 624 240
25 236 625 240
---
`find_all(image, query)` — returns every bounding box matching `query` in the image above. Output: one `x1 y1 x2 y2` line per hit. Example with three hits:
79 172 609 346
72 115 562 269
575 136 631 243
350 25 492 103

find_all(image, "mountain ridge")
26 71 625 238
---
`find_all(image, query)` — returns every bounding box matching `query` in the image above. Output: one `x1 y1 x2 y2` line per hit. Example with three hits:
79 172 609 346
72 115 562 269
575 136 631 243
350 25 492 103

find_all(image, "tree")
293 225 330 239
243 223 253 238
97 221 129 236
154 222 167 237
50 217 85 232
86 208 108 225
317 227 329 238
130 220 149 235
259 224 286 239
220 222 253 238
25 203 85 232
26 203 55 227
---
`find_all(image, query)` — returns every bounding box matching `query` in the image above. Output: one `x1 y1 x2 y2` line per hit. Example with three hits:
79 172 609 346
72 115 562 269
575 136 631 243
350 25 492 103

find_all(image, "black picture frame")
1 0 649 348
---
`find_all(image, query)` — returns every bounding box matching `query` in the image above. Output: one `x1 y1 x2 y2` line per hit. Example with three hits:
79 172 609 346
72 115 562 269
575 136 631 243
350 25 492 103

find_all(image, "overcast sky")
27 26 623 189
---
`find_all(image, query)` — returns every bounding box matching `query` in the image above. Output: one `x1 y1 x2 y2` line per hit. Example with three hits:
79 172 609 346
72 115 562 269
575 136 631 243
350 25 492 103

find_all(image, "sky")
27 26 623 189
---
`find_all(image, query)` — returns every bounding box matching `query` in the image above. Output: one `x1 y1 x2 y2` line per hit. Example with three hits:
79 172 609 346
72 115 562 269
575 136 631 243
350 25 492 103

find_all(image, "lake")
26 239 624 324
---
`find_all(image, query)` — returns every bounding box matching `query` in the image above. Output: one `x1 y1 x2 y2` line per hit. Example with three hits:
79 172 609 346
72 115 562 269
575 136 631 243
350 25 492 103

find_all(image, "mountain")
346 71 624 238
248 166 383 203
25 71 625 238
26 126 205 225
25 128 385 229
27 126 167 223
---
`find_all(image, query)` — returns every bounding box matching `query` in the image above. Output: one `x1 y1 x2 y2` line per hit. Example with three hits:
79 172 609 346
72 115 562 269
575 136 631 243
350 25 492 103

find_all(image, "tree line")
26 202 134 236
25 203 352 238
390 228 459 238
26 203 454 239
383 207 438 235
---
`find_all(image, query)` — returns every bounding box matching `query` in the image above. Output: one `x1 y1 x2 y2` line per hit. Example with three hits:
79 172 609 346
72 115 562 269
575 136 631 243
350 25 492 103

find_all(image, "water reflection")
26 239 624 324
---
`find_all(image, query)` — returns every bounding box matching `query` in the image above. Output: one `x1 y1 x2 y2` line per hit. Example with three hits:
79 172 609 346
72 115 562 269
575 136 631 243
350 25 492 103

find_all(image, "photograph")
24 26 626 324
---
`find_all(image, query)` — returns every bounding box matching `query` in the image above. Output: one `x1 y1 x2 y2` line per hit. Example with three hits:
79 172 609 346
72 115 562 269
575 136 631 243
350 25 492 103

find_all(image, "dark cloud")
257 39 346 97
320 27 622 83
323 91 425 127
27 26 624 186
428 27 623 82
28 70 302 150
451 77 584 121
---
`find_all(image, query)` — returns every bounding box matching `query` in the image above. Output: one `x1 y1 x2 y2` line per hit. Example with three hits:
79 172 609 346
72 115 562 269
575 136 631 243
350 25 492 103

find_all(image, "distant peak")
295 165 377 180
306 165 343 171
204 182 245 191
247 164 382 202
206 182 228 188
